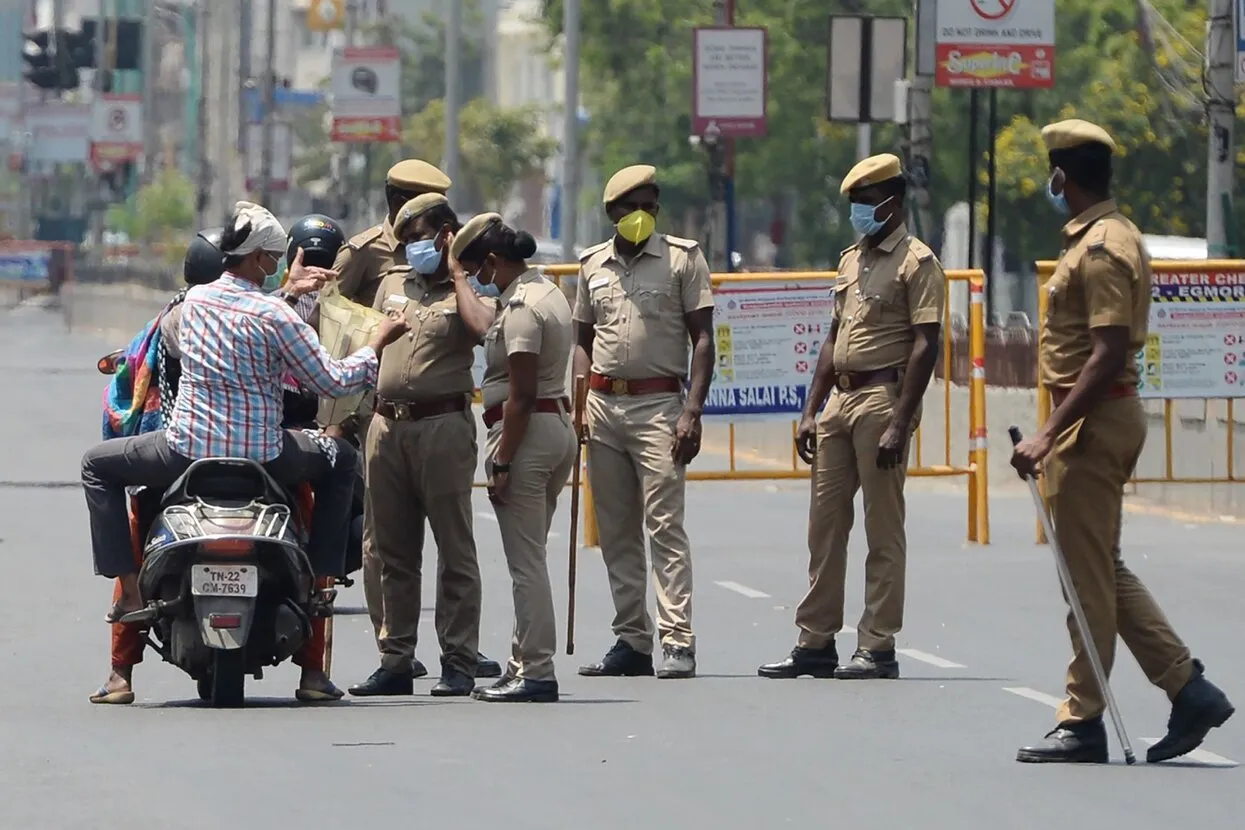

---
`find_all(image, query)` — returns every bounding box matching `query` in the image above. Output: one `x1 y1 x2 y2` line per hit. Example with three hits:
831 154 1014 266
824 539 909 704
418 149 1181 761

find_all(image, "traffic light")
22 30 83 92
80 19 144 71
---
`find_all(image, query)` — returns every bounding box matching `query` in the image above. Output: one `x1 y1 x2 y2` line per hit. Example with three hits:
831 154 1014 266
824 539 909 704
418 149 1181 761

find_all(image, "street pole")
1206 0 1236 257
719 0 736 272
966 88 979 269
984 87 998 320
237 0 252 178
559 0 580 261
195 0 210 228
443 0 461 204
338 1 356 222
140 0 157 184
906 73 934 241
258 0 275 205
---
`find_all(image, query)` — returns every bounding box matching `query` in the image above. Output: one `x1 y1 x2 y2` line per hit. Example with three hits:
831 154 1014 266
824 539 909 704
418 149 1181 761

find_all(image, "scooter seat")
162 457 297 509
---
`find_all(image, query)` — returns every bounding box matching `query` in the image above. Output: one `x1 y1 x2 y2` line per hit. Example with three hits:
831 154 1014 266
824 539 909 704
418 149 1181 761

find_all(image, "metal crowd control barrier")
477 265 990 546
1033 258 1245 543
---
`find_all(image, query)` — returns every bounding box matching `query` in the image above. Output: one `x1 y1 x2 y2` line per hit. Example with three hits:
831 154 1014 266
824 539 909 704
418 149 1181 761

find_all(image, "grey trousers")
81 430 358 578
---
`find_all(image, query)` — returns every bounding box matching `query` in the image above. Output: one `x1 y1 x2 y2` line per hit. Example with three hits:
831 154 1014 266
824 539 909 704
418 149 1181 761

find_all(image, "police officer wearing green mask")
571 164 716 680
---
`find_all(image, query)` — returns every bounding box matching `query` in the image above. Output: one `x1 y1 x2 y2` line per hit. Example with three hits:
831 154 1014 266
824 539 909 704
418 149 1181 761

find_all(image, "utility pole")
443 0 461 203
140 0 157 184
559 0 580 261
195 0 211 228
905 72 934 243
337 0 357 223
258 0 275 204
238 0 252 175
1206 0 1236 257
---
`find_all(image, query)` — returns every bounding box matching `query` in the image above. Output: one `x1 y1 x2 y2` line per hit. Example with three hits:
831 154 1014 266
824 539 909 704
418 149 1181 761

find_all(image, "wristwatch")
492 461 511 474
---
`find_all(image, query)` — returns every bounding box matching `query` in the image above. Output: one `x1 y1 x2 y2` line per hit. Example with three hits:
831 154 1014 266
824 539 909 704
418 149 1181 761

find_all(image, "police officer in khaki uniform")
347 194 499 698
332 159 501 682
448 213 577 703
759 154 943 682
1011 119 1233 764
572 164 715 680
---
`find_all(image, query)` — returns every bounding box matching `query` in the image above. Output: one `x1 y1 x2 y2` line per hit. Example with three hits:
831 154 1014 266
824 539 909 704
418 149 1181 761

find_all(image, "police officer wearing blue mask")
349 193 503 700
759 153 944 683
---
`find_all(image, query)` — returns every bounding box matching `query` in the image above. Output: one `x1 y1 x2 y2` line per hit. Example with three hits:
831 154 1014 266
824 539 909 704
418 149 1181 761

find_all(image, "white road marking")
475 511 498 522
1002 686 1064 708
1140 738 1238 767
714 580 770 599
896 649 966 669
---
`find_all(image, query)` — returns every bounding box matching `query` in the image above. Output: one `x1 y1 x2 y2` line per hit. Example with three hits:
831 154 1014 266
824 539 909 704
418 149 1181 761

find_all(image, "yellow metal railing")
476 266 991 545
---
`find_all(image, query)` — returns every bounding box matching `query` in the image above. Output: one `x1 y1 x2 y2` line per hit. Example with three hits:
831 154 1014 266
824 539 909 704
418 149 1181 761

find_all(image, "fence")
1033 258 1245 542
519 265 992 546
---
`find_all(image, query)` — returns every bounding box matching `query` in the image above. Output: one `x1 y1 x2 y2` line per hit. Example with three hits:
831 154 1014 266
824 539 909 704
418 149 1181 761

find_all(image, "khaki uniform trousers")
1045 395 1193 724
585 390 694 654
365 409 482 676
485 412 578 681
796 383 911 653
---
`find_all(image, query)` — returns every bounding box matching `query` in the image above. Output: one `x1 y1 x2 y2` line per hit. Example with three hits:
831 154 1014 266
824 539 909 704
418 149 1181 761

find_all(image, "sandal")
105 599 142 624
295 680 345 703
89 685 136 705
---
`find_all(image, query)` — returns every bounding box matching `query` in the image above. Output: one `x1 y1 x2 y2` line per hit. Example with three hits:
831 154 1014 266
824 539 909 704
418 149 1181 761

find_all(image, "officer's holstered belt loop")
589 372 682 396
482 396 571 429
1049 383 1138 408
834 367 900 393
375 394 469 422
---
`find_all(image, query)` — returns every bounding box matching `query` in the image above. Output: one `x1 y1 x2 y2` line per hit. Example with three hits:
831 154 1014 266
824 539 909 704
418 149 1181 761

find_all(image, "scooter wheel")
209 649 246 708
196 675 212 702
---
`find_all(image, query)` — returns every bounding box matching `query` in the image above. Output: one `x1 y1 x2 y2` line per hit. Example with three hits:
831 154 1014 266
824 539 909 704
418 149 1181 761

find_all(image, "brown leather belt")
375 395 469 422
833 367 900 393
482 397 571 429
1049 384 1138 408
589 372 682 396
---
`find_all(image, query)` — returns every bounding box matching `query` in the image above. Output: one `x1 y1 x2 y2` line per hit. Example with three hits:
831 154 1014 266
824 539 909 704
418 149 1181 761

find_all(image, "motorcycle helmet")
183 227 226 285
285 214 346 269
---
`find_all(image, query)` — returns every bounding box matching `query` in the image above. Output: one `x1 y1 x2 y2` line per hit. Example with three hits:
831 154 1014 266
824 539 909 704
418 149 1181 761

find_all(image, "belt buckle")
611 378 629 395
394 402 410 420
837 374 852 392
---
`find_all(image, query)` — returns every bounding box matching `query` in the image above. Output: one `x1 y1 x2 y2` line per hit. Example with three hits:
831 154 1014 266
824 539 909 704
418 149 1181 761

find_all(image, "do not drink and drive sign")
935 0 1056 89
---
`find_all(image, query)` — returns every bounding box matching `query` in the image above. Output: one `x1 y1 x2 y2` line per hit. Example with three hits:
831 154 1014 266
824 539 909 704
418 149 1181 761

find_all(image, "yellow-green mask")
616 209 656 245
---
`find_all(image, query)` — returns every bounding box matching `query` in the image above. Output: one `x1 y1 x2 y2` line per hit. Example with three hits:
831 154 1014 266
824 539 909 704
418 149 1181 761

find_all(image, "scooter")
117 458 334 708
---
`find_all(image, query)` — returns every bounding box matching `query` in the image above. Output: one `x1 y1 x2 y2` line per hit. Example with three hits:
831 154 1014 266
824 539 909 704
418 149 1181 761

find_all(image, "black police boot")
411 658 429 679
475 670 516 695
656 645 696 679
348 667 414 697
1016 718 1108 764
834 648 900 679
578 640 656 677
476 653 503 679
1147 659 1235 763
473 676 559 703
431 658 476 697
758 645 838 679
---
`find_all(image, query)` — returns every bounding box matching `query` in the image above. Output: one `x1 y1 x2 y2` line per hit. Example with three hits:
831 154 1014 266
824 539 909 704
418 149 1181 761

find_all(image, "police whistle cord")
1009 425 1137 766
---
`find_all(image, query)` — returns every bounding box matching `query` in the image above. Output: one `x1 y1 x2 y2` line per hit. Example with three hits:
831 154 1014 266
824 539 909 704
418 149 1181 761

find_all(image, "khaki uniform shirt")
371 266 492 402
480 268 573 410
832 224 944 372
572 233 714 379
1041 199 1148 390
334 218 405 308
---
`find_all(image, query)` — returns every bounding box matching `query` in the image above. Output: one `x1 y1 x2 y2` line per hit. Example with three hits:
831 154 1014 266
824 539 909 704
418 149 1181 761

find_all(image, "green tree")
106 168 197 247
405 98 559 208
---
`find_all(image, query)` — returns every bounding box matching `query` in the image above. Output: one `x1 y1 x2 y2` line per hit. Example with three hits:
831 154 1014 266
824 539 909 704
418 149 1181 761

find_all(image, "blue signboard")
0 247 52 283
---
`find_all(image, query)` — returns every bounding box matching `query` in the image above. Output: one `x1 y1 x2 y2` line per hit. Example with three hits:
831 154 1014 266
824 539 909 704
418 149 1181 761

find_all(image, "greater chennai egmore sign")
935 0 1055 89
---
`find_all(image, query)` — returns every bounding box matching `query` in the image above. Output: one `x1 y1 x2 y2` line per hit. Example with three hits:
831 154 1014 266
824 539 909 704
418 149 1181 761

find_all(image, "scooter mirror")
97 350 124 375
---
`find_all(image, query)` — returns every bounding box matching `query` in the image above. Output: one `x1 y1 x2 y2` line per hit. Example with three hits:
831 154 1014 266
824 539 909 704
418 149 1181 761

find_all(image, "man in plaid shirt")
82 202 409 702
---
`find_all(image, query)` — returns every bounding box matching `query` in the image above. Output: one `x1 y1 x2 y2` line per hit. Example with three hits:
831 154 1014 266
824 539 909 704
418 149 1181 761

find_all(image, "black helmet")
183 227 225 285
286 214 346 269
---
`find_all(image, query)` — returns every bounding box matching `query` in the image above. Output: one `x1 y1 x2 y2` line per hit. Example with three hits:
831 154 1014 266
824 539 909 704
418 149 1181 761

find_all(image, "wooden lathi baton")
566 374 589 656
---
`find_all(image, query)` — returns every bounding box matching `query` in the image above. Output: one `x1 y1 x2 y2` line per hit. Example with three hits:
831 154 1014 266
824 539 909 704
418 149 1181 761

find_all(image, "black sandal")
105 600 141 624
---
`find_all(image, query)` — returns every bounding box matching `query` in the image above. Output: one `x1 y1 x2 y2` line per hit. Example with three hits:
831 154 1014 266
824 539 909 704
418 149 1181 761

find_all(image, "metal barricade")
480 265 990 546
1033 259 1245 542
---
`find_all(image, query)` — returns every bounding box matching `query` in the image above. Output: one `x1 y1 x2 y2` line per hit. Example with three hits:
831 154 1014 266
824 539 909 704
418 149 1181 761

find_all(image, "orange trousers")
111 487 328 673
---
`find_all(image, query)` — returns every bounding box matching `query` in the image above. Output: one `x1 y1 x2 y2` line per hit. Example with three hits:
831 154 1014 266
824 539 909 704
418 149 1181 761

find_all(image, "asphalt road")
3 306 1244 829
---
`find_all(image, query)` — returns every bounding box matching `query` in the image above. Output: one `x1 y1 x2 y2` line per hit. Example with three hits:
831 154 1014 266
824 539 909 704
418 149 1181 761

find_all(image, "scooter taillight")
199 539 255 556
209 614 242 629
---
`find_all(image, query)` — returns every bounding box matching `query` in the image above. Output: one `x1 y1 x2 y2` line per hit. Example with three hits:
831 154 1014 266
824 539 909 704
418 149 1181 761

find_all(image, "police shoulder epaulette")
1085 219 1110 252
348 225 383 251
663 234 701 252
578 239 611 262
907 237 936 265
508 283 528 307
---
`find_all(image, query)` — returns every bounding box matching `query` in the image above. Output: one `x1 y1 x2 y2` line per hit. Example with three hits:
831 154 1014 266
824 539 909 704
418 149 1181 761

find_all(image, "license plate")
191 564 258 598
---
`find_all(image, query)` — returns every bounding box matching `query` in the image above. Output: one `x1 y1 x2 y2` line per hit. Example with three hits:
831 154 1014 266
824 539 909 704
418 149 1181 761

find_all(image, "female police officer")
448 213 577 703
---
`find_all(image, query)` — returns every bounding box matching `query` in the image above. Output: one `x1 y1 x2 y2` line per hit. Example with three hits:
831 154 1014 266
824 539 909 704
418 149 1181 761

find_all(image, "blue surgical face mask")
405 239 443 275
262 252 284 291
849 196 893 237
1045 173 1069 216
469 274 501 298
